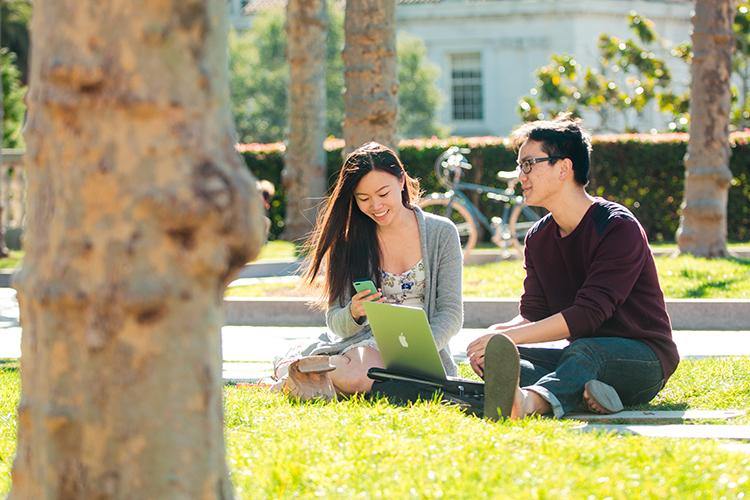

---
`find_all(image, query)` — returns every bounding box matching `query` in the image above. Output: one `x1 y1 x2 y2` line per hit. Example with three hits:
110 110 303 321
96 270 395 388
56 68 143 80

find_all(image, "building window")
451 53 483 121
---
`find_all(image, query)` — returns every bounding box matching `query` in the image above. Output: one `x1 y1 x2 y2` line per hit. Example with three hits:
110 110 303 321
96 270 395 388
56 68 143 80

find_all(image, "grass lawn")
228 356 750 499
2 358 749 498
0 251 23 270
227 249 750 300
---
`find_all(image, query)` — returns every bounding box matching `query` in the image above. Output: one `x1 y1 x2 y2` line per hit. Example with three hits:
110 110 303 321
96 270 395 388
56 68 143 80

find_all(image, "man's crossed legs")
485 336 665 420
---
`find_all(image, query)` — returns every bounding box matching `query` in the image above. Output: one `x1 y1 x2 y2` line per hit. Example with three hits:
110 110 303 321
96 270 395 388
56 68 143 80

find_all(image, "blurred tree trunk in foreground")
282 0 328 241
677 0 735 257
9 0 266 498
342 0 398 155
0 77 5 258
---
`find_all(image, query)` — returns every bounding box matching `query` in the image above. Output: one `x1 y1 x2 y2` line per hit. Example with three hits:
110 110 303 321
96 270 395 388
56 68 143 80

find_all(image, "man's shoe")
483 334 520 421
581 380 623 414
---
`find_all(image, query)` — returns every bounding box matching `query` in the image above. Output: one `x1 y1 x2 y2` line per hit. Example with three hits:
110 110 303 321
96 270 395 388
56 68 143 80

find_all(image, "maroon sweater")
519 198 679 381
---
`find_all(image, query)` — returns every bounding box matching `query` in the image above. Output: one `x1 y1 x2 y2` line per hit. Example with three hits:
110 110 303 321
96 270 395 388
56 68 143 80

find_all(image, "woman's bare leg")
328 346 385 396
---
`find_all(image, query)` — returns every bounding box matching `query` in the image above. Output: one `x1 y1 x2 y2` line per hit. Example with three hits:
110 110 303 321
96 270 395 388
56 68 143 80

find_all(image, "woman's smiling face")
353 169 405 226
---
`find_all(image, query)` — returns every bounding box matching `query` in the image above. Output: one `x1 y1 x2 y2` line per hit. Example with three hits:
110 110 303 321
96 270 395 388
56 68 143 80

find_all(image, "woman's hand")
350 289 386 322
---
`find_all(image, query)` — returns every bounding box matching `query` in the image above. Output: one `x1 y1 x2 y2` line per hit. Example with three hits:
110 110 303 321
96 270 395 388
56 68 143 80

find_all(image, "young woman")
273 142 464 399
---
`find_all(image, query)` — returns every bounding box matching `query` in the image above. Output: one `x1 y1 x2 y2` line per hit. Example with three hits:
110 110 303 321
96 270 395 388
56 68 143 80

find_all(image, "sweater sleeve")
326 295 367 340
561 219 650 338
519 241 551 321
426 218 464 351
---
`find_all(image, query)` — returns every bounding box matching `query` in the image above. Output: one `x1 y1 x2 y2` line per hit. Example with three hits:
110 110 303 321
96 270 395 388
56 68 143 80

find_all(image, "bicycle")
418 146 544 259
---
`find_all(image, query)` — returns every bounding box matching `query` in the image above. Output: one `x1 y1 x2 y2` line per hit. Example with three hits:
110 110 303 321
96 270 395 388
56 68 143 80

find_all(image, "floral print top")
381 259 426 308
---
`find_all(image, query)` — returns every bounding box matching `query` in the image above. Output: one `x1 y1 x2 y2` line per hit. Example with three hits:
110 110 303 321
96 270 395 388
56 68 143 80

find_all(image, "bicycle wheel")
418 196 478 259
508 202 544 255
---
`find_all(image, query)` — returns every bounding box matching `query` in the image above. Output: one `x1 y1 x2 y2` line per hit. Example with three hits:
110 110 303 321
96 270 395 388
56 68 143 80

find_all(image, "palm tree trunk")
8 1 266 497
342 0 399 155
282 0 328 241
676 0 735 257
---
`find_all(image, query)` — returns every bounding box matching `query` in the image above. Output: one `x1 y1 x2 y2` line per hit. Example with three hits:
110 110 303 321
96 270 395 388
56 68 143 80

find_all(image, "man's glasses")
516 157 564 174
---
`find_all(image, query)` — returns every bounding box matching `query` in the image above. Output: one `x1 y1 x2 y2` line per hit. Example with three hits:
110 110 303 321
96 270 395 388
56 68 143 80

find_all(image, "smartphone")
353 279 378 297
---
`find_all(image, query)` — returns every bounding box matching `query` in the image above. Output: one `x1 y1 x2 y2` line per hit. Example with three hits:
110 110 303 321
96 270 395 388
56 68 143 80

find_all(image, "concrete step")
579 424 750 440
224 296 750 330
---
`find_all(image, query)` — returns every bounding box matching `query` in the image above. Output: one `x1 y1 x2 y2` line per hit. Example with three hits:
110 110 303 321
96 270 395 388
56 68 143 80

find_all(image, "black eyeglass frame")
516 156 564 174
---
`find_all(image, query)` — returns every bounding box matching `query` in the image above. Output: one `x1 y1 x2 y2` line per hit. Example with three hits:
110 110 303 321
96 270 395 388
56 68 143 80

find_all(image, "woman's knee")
329 349 382 395
331 366 374 394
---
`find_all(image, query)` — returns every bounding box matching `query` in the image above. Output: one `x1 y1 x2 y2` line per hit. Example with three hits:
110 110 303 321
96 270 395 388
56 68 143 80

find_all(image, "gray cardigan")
308 206 464 376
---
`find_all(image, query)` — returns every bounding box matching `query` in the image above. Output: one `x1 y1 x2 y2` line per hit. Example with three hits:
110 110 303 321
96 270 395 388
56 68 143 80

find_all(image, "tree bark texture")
342 0 398 156
281 0 328 241
0 64 7 257
10 1 266 498
676 0 735 257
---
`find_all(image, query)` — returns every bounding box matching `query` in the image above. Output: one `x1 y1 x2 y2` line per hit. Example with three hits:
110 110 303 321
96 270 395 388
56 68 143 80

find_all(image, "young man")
468 114 679 420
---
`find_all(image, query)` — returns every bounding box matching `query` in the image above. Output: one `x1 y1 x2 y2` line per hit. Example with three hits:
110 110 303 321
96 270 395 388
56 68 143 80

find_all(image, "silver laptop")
363 301 447 379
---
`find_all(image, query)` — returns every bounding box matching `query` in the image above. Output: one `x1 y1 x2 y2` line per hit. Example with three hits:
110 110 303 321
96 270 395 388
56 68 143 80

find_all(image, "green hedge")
240 133 750 243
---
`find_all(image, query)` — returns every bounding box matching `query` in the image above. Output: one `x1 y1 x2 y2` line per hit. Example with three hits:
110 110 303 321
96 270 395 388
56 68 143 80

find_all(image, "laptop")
363 301 450 379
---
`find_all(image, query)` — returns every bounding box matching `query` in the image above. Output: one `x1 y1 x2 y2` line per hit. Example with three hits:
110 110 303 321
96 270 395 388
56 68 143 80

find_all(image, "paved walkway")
1 289 748 383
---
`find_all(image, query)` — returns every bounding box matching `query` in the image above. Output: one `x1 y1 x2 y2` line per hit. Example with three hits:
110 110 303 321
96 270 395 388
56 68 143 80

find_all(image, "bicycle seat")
497 171 518 181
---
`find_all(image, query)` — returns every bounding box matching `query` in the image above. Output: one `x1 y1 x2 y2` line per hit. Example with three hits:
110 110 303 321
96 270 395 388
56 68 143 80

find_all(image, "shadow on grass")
0 358 19 373
630 401 690 412
683 276 742 298
677 257 750 298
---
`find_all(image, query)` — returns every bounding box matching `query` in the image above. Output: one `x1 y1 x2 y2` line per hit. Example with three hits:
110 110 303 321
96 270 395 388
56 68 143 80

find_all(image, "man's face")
517 140 560 208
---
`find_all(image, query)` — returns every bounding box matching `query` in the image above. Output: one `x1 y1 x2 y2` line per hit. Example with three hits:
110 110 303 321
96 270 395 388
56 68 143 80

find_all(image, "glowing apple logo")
399 333 409 348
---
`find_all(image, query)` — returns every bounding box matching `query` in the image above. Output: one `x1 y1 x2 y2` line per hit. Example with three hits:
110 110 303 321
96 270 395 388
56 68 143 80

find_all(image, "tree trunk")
342 0 398 156
9 1 266 498
0 59 7 258
0 125 5 260
281 0 328 241
676 0 735 257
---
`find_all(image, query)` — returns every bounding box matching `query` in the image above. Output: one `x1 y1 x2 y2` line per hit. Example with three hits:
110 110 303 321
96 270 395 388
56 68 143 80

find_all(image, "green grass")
257 240 301 260
0 357 747 497
0 251 23 270
0 360 20 495
228 254 750 299
224 356 750 499
657 256 750 299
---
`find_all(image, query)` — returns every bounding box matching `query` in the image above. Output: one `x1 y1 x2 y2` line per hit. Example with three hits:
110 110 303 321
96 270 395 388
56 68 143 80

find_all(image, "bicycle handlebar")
434 146 519 192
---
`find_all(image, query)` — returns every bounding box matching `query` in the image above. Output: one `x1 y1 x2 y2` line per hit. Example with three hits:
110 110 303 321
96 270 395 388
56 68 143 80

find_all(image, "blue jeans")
518 337 665 418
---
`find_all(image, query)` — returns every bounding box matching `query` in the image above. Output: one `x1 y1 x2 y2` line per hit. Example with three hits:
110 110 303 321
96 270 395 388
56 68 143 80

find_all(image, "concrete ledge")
224 297 750 330
237 259 303 279
224 297 326 327
0 270 14 288
666 299 750 330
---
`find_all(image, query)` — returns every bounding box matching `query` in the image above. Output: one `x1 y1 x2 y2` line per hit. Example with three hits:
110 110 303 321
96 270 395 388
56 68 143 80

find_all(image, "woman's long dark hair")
302 142 422 307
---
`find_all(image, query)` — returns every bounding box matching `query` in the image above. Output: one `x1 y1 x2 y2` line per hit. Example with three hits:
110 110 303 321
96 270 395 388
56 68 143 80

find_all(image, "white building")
235 0 694 136
228 0 253 29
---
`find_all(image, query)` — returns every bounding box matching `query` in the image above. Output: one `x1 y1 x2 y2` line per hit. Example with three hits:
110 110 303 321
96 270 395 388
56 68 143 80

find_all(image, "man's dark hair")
511 113 593 186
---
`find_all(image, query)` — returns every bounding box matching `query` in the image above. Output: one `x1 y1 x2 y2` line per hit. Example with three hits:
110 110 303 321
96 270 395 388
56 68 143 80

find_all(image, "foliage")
0 0 31 84
396 32 449 140
518 12 689 133
229 3 446 144
241 132 750 243
325 3 345 139
1 47 27 149
229 10 288 144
